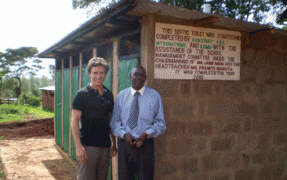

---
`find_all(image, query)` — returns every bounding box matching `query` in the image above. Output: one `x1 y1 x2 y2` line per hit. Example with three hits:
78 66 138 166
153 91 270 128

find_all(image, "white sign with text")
154 23 241 80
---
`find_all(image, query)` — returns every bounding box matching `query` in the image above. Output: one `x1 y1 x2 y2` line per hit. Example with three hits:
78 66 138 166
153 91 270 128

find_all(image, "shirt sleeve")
110 94 127 138
72 91 84 111
145 93 166 138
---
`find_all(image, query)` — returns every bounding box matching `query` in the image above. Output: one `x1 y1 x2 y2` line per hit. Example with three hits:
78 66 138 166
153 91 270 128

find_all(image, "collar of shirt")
95 88 107 93
130 86 145 96
87 84 107 94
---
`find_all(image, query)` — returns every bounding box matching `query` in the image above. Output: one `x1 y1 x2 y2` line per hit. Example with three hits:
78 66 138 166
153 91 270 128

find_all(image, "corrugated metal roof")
38 0 287 58
38 0 136 58
39 86 55 91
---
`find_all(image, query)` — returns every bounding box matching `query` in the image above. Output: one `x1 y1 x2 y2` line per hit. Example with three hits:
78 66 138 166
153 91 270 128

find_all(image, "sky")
0 0 91 78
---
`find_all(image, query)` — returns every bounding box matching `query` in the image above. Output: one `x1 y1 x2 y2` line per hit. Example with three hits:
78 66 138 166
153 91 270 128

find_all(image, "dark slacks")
118 138 154 180
77 146 110 180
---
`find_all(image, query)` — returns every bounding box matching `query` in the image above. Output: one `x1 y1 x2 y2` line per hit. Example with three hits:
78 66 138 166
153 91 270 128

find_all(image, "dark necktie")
128 92 140 130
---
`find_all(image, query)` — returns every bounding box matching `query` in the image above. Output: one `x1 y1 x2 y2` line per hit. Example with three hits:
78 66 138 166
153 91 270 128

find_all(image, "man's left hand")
110 145 117 157
135 133 147 148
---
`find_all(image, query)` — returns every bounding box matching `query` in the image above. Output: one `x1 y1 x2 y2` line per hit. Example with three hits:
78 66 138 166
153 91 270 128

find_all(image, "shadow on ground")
42 159 77 180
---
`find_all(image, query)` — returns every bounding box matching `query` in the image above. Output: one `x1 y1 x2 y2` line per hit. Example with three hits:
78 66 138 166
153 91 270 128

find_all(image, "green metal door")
82 67 90 88
71 68 79 160
63 69 70 152
118 58 138 92
55 70 62 147
103 63 112 91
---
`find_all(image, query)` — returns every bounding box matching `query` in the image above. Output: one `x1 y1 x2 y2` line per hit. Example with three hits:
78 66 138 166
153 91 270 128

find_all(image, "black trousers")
118 138 154 180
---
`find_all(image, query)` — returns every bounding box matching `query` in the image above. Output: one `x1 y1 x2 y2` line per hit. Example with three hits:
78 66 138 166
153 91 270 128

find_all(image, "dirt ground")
0 118 78 180
0 118 54 140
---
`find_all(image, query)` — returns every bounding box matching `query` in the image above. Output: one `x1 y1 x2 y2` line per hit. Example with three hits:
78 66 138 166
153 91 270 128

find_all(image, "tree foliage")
158 0 204 11
158 0 287 25
72 0 287 25
275 0 287 24
0 47 44 98
72 0 118 16
4 47 42 77
210 0 272 23
72 0 102 9
1 75 53 98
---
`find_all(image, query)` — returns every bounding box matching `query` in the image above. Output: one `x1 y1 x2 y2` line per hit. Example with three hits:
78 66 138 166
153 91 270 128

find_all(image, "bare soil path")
0 118 77 180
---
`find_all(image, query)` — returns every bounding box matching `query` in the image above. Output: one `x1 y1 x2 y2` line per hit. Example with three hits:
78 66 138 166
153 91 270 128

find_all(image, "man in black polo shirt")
71 57 117 180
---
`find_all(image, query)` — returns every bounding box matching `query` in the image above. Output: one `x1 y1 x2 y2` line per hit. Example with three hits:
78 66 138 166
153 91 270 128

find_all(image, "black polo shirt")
72 85 114 147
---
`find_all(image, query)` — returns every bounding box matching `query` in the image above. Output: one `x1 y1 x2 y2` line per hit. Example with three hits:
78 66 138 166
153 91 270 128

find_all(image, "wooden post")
79 53 83 89
69 56 73 157
54 63 56 138
78 53 83 131
112 39 120 99
61 58 64 148
112 38 120 180
93 47 97 57
140 13 155 86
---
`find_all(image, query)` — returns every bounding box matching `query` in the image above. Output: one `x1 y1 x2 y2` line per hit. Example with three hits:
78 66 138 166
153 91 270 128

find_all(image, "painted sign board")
154 23 241 80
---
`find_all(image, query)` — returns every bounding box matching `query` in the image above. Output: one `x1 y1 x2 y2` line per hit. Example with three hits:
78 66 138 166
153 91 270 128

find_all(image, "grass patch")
0 114 24 123
27 107 54 118
0 104 54 123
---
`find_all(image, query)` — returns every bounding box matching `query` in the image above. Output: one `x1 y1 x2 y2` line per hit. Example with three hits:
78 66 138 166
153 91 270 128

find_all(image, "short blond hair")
86 57 109 74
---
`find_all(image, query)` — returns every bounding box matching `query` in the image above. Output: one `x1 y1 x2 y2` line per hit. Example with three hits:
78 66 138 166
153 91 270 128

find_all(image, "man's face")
130 67 147 90
89 65 106 86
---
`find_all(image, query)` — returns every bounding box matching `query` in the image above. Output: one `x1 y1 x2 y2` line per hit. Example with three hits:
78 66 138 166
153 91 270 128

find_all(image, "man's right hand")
76 146 88 163
124 134 136 146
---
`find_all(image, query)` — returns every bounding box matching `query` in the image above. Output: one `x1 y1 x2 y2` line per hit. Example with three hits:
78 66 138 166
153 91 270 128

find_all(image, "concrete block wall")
151 37 287 180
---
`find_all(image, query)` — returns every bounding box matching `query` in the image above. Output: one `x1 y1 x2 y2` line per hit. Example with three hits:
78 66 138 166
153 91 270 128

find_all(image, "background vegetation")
1 75 53 98
0 47 54 124
0 47 54 101
0 104 54 123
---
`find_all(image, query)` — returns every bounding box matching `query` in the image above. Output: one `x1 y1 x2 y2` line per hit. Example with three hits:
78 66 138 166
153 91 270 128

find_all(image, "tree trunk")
15 77 22 98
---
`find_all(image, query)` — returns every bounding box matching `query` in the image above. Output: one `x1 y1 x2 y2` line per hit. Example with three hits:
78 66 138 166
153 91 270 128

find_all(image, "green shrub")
18 94 41 107
0 104 27 115
0 104 19 114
